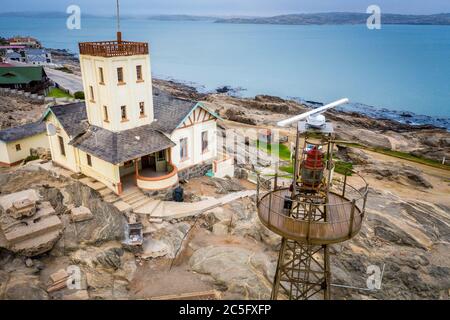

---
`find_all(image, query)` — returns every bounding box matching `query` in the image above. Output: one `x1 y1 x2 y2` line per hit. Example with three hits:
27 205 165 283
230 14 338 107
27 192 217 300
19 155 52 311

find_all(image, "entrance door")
149 154 156 170
141 155 150 169
141 155 156 170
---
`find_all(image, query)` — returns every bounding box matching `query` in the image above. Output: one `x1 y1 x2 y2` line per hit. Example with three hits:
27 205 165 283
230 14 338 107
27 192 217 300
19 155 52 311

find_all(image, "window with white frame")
201 131 208 153
180 138 188 160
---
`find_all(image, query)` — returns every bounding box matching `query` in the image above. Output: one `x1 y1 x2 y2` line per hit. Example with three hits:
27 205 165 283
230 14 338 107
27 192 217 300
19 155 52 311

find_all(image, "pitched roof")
152 88 199 134
0 121 46 142
6 52 21 59
70 125 175 164
46 102 89 137
25 48 47 55
0 66 44 85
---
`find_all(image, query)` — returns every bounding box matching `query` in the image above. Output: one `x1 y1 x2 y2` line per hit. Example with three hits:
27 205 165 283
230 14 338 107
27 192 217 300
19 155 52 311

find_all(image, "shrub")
74 91 85 100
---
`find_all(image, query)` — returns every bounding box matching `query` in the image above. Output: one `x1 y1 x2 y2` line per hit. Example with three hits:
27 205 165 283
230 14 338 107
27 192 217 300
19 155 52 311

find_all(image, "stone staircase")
78 177 155 214
117 186 154 212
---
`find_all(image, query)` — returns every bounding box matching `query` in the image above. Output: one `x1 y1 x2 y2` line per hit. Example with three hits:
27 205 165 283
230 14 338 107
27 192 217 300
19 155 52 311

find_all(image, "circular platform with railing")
257 170 369 245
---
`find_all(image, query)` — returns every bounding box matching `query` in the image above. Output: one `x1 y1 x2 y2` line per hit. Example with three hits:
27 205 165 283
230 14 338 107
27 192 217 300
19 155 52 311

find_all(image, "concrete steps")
131 198 153 211
114 201 132 213
122 192 145 204
127 194 148 206
98 187 113 197
103 193 120 203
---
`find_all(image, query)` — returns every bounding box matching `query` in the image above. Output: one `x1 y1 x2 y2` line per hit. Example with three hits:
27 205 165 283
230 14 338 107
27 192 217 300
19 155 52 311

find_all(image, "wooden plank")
150 290 221 300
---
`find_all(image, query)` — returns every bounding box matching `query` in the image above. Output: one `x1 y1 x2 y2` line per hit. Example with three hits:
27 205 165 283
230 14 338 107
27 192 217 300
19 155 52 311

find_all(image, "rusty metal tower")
256 99 369 300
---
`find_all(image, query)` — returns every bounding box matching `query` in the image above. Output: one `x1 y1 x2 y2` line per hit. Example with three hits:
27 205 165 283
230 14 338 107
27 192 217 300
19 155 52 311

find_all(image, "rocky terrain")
151 79 450 164
0 76 449 300
0 93 47 130
0 145 449 300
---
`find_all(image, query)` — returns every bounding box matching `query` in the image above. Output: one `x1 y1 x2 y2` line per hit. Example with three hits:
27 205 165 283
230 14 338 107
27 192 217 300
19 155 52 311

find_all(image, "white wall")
79 54 154 132
78 150 121 193
46 113 79 172
0 141 10 165
170 118 217 171
213 157 235 178
0 133 49 166
5 133 49 164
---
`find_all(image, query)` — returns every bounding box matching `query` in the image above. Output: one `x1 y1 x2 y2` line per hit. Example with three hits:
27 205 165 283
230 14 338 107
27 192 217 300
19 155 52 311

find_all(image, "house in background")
0 66 50 94
24 48 52 65
0 121 49 167
42 34 225 195
4 51 23 63
8 36 41 48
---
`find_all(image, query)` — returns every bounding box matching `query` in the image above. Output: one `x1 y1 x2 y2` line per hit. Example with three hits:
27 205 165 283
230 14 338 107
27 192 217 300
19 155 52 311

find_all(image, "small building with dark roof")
0 121 49 167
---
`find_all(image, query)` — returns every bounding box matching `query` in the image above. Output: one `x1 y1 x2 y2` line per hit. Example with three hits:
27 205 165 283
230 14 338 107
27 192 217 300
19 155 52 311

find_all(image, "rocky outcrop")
0 189 63 257
363 162 433 189
204 177 245 194
47 182 126 257
189 245 275 299
224 109 257 125
69 242 137 300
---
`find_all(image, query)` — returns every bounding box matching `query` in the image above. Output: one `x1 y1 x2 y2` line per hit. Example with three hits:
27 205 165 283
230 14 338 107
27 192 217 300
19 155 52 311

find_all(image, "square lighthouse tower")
78 33 154 132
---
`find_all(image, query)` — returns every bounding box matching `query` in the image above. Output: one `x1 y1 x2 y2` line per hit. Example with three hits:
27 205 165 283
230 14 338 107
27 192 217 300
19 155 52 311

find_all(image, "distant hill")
215 12 450 25
143 15 216 21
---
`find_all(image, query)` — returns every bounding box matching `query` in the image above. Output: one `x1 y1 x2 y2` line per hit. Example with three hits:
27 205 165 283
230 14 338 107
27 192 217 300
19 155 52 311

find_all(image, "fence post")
256 173 260 206
342 171 348 197
274 172 278 191
348 199 356 238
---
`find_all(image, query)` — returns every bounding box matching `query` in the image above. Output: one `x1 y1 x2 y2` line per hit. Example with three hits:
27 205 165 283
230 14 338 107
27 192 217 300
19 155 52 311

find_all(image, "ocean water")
1 16 449 128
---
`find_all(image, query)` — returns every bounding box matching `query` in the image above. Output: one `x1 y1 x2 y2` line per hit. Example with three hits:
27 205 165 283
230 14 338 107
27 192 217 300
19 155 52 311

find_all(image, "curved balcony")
256 170 369 245
136 163 179 191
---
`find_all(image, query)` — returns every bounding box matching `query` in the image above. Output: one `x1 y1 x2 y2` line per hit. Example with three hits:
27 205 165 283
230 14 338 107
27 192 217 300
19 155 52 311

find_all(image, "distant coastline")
214 12 450 26
1 11 450 25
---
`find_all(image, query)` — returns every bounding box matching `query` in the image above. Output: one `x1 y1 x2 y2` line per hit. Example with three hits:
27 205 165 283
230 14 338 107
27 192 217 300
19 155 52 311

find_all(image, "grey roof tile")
48 102 88 137
152 88 198 134
0 121 46 142
70 124 175 164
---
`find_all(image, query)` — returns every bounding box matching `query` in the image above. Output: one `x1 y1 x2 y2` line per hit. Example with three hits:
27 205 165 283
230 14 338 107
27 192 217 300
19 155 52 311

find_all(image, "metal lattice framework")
257 122 369 300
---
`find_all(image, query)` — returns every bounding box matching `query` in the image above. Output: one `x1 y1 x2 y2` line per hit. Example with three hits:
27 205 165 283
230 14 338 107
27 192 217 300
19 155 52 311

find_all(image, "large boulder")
3 274 49 300
59 183 126 246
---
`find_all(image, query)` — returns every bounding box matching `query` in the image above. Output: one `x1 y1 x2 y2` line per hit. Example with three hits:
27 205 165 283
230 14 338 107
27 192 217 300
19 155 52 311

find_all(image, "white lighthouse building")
43 33 223 195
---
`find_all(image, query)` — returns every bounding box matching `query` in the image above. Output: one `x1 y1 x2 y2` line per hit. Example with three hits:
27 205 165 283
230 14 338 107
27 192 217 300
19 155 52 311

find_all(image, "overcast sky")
1 0 449 16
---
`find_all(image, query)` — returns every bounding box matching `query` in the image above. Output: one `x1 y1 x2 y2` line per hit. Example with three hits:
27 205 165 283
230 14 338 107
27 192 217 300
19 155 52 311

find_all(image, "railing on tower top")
79 41 149 57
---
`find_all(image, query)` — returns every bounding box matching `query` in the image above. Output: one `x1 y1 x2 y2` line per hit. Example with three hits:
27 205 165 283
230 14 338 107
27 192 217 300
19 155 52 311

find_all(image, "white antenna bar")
277 98 349 127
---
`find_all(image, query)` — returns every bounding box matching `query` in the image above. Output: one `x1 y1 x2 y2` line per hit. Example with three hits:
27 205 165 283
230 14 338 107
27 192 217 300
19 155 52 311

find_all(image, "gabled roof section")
0 121 46 143
44 102 89 138
152 88 219 134
70 124 175 165
0 66 45 85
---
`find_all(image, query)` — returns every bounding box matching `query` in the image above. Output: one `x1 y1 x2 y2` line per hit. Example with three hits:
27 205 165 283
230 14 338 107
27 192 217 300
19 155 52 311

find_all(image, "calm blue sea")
1 16 449 128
